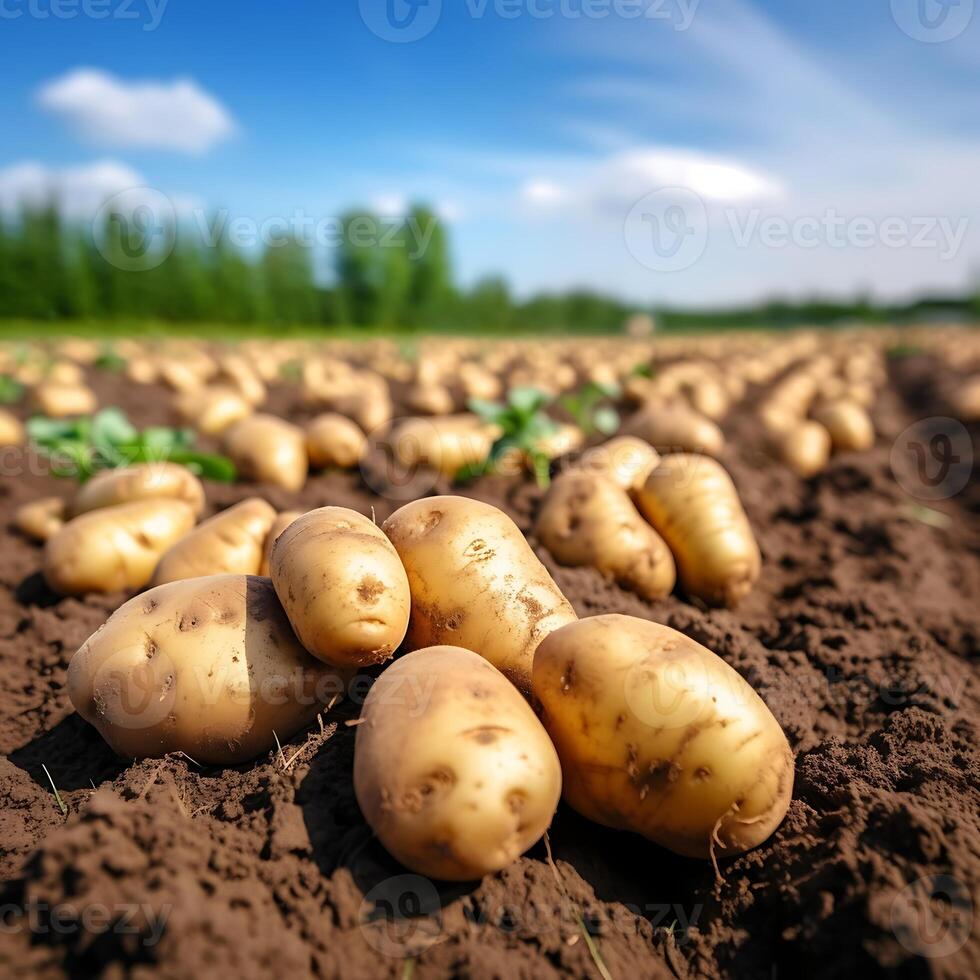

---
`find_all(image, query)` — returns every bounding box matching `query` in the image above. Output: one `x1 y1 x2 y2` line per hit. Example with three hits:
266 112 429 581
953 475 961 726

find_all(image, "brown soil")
0 355 978 979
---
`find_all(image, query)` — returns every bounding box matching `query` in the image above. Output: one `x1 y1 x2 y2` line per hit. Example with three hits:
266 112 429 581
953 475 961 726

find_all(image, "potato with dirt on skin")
354 646 562 880
224 414 308 491
811 398 874 453
0 409 24 447
306 413 366 470
536 471 676 602
622 403 724 457
635 454 760 607
43 499 196 596
68 574 351 765
14 496 66 542
271 507 411 669
382 496 576 695
533 615 794 861
573 435 659 492
773 420 831 478
152 497 276 586
259 510 303 577
70 462 206 518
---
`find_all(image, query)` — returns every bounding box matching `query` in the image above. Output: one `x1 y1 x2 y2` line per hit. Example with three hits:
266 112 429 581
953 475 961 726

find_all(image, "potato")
0 409 25 447
176 385 251 435
152 497 276 586
306 413 366 469
635 454 760 606
259 510 303 577
31 382 97 418
622 403 724 457
952 374 980 421
354 646 562 880
270 507 410 668
536 472 676 601
223 413 308 491
68 575 349 764
70 462 206 518
533 615 794 860
392 415 498 478
14 496 66 542
382 496 576 694
44 499 196 596
573 435 659 491
774 420 831 478
406 383 454 416
811 398 875 452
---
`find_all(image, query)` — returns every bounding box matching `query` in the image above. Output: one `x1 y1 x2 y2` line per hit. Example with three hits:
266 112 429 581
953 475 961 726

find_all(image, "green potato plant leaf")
559 381 621 437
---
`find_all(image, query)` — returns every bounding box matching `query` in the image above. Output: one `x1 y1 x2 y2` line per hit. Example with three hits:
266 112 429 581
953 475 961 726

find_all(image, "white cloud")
369 193 409 217
37 69 236 154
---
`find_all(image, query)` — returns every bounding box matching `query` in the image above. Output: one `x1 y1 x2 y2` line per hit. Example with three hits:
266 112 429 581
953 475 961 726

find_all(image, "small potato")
14 496 66 542
44 499 196 596
573 435 659 491
224 414 308 491
774 420 831 478
31 383 97 418
176 385 252 435
70 462 206 519
811 398 875 452
392 415 498 478
271 507 411 669
0 409 25 447
354 646 562 880
306 413 366 470
635 454 760 607
382 496 577 694
536 472 676 602
622 403 724 457
406 383 454 416
533 615 794 860
68 575 350 765
152 497 276 586
259 510 303 577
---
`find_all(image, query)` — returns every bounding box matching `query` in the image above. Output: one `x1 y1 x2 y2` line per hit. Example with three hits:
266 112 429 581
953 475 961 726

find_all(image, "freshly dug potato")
14 496 66 542
0 409 25 447
271 507 410 669
774 420 831 478
635 454 760 606
259 510 303 577
392 415 498 478
811 398 875 452
306 413 366 470
533 615 794 860
176 385 251 435
952 374 980 421
70 462 206 518
32 382 97 418
44 499 196 596
536 472 676 601
152 497 276 586
354 646 562 880
622 403 724 457
68 575 350 764
224 414 308 491
406 383 454 416
382 496 577 694
573 435 659 491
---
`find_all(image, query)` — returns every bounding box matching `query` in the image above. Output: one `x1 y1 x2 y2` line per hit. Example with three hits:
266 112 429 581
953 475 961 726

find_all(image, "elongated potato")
31 382 97 418
354 646 562 880
533 615 794 860
70 462 206 518
14 496 66 542
635 454 760 606
68 575 350 764
811 398 874 452
306 413 366 469
258 510 303 577
270 507 410 668
224 414 308 491
0 409 24 447
573 435 659 491
774 420 831 478
176 385 251 435
152 497 276 586
382 496 577 694
622 403 724 457
536 472 676 601
392 415 498 478
43 499 196 596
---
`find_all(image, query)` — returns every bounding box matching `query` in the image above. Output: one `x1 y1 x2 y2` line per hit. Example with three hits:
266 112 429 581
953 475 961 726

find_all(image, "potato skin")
306 413 366 470
270 507 411 669
573 435 659 492
68 575 349 764
14 496 66 542
812 398 874 452
535 472 676 601
43 499 196 596
354 646 562 880
224 413 308 491
152 497 276 586
775 420 831 478
635 454 760 607
0 409 25 448
70 462 206 518
533 615 794 859
382 496 577 694
259 510 303 577
622 403 724 457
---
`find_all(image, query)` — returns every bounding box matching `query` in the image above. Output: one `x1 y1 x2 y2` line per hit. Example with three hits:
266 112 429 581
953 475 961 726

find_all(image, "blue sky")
1 0 979 306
